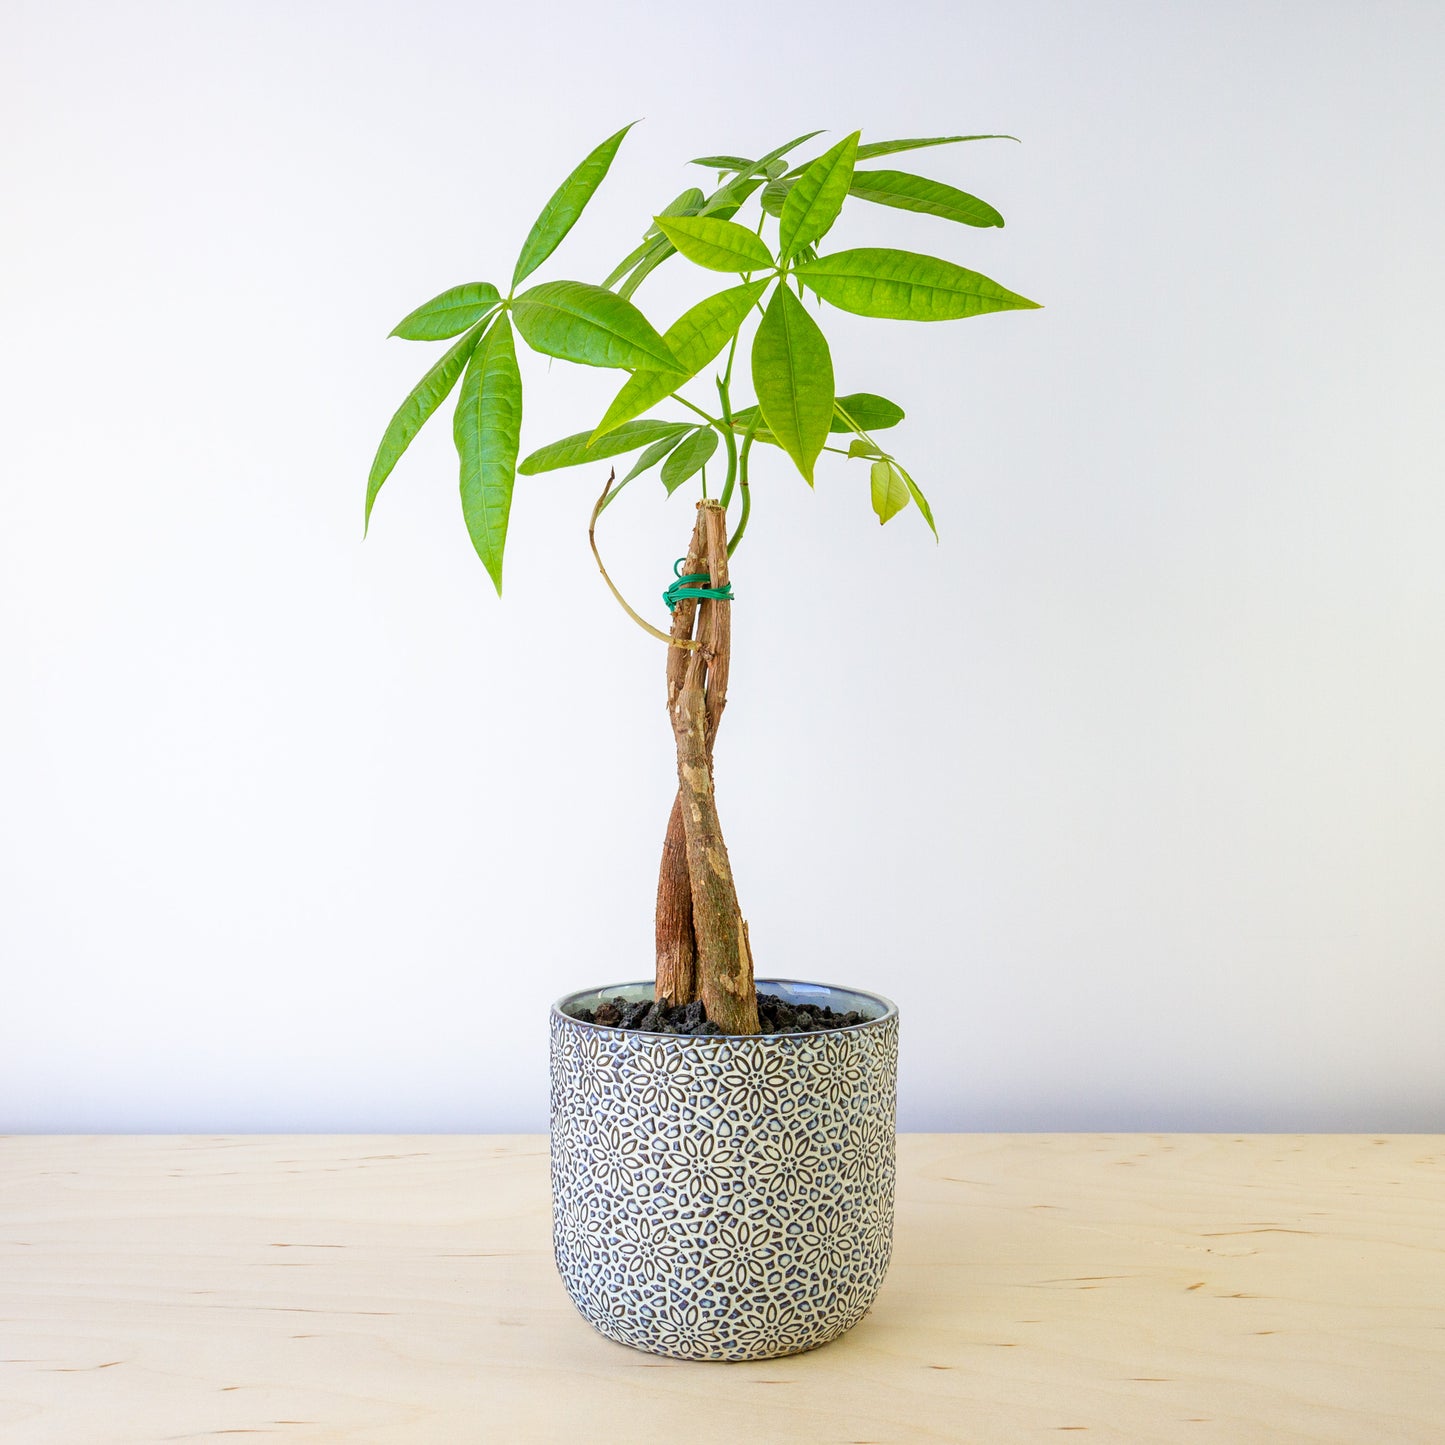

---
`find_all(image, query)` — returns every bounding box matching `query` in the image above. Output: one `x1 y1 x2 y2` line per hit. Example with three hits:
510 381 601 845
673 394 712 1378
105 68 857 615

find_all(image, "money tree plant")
366 124 1039 1034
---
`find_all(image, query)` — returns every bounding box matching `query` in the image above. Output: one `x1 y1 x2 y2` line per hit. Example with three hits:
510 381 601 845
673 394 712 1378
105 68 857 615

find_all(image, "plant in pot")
366 123 1039 1360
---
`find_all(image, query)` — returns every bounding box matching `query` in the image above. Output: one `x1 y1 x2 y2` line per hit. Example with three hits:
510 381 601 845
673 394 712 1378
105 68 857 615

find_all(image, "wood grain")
1 1134 1441 1443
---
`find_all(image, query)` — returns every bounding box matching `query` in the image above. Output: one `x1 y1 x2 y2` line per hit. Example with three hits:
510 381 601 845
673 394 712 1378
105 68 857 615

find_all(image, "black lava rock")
567 990 865 1036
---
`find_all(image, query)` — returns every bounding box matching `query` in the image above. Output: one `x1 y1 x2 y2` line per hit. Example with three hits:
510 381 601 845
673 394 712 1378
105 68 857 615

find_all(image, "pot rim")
550 977 898 1039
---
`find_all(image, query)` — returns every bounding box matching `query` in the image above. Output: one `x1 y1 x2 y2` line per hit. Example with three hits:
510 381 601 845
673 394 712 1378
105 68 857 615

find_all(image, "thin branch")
589 470 698 649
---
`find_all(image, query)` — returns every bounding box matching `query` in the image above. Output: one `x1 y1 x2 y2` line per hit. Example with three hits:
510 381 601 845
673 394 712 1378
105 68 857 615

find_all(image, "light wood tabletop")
0 1134 1440 1443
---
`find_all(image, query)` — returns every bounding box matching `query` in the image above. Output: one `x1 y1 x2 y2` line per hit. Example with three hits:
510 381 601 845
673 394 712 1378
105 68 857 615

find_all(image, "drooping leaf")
389 282 501 341
511 280 681 370
794 248 1040 321
653 215 775 273
779 131 859 261
870 458 911 524
897 462 938 539
454 315 522 593
591 280 769 441
847 438 885 458
517 418 691 475
849 169 1004 228
828 392 905 433
750 284 834 484
365 318 488 530
512 122 635 290
660 427 719 494
853 134 1018 162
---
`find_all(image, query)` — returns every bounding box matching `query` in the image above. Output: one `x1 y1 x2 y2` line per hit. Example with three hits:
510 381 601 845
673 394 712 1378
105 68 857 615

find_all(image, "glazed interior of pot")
555 978 895 1030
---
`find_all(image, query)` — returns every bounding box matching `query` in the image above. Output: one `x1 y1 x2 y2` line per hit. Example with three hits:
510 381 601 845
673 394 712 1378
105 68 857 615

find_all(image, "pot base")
550 979 899 1361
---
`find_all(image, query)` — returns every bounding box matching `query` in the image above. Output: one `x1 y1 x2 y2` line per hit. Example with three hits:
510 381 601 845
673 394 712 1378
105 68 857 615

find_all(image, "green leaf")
897 463 938 539
517 418 691 475
853 134 1018 162
690 154 754 171
653 215 775 273
512 122 635 290
693 133 822 220
596 432 690 513
829 392 905 433
660 279 771 375
602 237 655 291
659 427 719 494
604 190 706 292
695 132 824 184
651 187 706 227
848 438 884 458
750 284 834 484
511 280 681 370
454 315 522 594
591 280 768 441
760 177 794 217
849 169 1004 228
870 458 911 524
731 391 902 438
620 432 689 485
794 248 1040 321
748 131 825 177
779 131 858 261
389 282 501 341
697 175 765 219
618 242 676 299
365 318 488 530
620 140 815 297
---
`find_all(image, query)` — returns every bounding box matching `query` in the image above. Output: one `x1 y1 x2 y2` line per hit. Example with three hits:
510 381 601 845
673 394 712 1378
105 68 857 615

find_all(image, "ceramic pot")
549 978 899 1361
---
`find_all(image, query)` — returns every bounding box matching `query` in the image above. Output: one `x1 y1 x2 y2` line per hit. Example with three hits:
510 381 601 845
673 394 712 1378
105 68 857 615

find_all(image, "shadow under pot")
549 978 899 1361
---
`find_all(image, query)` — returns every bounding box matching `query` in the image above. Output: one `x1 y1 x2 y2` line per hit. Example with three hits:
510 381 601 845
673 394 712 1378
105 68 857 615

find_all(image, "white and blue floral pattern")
549 981 899 1361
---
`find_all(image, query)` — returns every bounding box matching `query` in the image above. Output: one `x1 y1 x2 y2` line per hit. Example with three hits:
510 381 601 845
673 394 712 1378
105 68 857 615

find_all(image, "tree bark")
667 501 758 1035
654 794 696 1006
654 517 707 1007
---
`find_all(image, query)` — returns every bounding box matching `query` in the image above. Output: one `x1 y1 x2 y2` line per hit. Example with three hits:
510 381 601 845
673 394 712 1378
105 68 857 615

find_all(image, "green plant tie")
663 557 734 613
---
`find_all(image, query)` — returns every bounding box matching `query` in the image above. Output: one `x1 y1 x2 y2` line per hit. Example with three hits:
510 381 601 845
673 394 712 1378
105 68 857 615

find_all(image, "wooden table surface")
1 1134 1440 1443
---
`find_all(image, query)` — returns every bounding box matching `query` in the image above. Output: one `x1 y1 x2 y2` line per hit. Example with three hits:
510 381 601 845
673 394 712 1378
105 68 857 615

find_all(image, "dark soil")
566 991 868 1037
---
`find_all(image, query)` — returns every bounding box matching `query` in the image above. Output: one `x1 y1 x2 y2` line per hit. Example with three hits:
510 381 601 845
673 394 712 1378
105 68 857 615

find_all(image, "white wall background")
3 0 1442 1133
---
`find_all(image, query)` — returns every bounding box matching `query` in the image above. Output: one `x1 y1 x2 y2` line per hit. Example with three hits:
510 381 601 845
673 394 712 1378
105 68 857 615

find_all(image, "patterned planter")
549 978 899 1361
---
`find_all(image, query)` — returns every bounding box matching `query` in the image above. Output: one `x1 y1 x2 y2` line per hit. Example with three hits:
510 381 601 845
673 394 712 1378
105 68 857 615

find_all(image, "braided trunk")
653 500 758 1034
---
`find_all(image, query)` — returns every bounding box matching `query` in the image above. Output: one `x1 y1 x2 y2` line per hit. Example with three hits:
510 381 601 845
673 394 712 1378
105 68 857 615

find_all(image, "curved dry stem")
589 470 698 650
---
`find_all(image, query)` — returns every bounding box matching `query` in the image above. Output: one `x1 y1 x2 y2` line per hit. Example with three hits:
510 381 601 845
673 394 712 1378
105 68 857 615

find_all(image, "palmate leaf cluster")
367 124 1039 593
